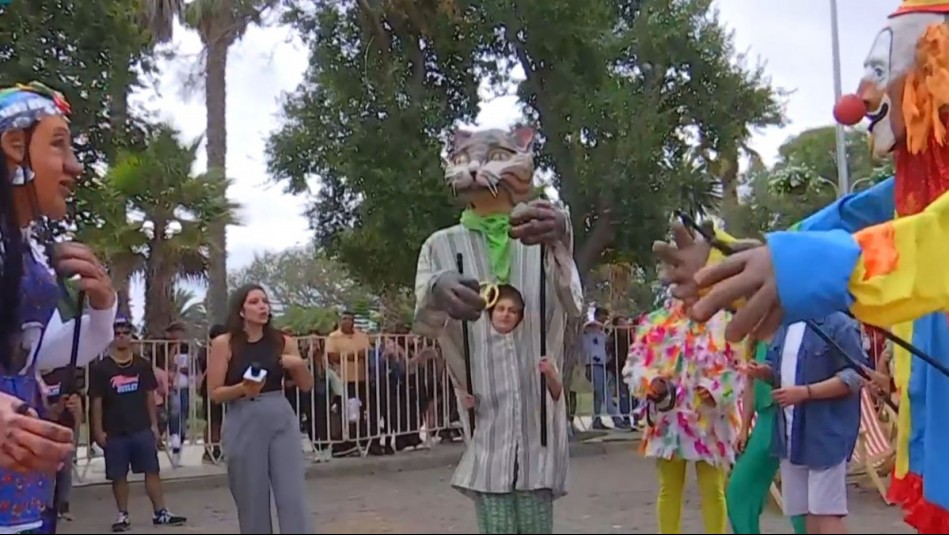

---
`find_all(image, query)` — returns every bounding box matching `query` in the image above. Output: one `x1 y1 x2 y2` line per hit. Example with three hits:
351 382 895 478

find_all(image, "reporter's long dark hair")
0 163 25 371
225 283 285 357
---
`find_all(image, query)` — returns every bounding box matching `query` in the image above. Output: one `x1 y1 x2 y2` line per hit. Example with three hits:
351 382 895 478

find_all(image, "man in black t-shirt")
90 318 186 532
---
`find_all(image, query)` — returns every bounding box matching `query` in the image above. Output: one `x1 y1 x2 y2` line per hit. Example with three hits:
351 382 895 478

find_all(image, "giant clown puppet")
653 1 949 532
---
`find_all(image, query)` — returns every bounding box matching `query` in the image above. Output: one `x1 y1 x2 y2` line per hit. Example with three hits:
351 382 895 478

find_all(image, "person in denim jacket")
745 312 866 534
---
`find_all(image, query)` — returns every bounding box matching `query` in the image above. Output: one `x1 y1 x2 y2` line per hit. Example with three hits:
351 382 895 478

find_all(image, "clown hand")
654 221 763 307
653 221 713 305
647 377 669 401
690 246 783 343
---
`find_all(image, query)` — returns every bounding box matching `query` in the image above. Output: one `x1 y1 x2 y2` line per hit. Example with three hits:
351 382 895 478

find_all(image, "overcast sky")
125 0 896 323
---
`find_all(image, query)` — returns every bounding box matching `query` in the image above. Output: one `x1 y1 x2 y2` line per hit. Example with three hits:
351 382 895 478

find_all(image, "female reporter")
207 284 313 534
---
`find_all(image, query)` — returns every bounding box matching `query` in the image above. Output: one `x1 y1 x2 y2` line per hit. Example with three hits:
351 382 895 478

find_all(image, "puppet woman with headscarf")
0 82 117 534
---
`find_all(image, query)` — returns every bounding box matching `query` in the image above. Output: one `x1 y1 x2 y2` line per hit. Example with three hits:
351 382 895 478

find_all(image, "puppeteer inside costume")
413 126 583 534
624 267 742 534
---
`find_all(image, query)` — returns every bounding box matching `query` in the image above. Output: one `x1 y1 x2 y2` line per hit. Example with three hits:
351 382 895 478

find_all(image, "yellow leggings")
656 458 727 534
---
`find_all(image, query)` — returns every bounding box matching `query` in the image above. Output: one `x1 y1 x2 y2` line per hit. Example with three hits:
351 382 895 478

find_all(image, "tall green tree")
92 124 239 336
142 0 281 324
227 244 374 312
775 125 876 186
268 0 483 299
268 0 782 297
728 127 895 238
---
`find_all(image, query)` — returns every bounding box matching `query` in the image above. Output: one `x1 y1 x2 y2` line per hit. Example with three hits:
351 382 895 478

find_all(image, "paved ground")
62 444 911 534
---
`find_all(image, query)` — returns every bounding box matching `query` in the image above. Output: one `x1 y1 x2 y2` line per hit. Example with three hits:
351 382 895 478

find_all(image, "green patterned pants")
473 490 554 534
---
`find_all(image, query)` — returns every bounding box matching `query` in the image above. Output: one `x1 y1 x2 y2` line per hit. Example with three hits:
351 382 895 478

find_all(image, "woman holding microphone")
206 283 313 534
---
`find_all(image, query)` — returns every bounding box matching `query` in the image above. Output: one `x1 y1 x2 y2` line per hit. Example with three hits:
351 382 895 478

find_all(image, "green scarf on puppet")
460 209 512 283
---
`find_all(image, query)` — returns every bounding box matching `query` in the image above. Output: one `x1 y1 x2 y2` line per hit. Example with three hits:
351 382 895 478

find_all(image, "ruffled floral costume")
623 302 743 534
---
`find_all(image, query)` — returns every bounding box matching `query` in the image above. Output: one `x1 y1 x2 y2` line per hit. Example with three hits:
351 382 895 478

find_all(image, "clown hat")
892 0 949 16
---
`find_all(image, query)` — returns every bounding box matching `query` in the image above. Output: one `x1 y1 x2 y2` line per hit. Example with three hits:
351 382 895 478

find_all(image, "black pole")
455 253 476 436
539 244 548 447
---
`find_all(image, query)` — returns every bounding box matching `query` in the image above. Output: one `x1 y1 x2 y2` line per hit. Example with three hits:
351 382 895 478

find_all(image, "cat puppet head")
444 126 536 209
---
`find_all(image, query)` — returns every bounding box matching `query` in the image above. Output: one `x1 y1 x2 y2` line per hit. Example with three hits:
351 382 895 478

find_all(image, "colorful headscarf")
0 82 71 186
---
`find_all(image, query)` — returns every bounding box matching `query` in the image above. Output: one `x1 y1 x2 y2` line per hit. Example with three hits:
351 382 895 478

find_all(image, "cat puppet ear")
451 129 473 152
509 125 536 151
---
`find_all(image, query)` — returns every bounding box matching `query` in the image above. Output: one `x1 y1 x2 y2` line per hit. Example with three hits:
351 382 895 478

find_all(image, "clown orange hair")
902 22 949 154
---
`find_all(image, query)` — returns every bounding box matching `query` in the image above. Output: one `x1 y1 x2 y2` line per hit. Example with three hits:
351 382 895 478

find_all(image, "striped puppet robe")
413 222 584 499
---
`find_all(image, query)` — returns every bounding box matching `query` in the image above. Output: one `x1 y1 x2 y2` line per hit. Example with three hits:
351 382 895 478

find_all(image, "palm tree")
170 286 209 339
76 185 147 319
142 0 279 324
105 123 239 336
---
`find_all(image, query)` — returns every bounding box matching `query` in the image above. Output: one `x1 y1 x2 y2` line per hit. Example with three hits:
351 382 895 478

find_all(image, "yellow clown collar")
707 228 761 266
892 0 949 16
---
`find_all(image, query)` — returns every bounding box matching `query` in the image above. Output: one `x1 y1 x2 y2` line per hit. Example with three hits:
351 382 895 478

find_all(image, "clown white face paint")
857 13 949 158
863 28 896 157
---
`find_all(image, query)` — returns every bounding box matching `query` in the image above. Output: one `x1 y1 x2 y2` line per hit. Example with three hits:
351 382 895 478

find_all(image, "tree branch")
575 201 614 274
356 0 392 65
506 26 613 277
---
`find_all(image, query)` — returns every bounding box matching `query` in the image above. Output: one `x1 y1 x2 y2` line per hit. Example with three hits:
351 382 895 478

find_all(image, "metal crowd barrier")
66 329 648 484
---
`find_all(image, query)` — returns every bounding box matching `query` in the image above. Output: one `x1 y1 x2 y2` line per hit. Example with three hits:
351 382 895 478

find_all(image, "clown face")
862 27 898 158
839 12 948 158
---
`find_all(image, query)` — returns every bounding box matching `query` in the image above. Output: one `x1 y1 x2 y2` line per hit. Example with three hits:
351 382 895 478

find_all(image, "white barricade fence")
68 328 645 483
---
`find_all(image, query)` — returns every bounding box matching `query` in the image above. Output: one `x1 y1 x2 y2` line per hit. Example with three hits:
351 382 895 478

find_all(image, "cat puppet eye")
488 149 512 161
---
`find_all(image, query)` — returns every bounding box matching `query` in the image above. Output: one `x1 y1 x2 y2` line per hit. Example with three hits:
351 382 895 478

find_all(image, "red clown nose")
833 94 867 126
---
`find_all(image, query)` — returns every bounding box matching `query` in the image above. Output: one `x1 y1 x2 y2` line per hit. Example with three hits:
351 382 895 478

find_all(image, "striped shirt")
413 222 583 498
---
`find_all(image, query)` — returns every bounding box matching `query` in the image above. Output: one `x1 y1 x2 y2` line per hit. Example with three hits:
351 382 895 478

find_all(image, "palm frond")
144 0 184 44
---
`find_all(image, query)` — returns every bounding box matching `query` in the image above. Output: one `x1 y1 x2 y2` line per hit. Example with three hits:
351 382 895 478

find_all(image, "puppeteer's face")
490 297 523 335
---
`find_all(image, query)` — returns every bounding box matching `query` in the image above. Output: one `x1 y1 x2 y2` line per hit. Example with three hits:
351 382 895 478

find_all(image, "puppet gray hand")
432 272 485 322
509 200 568 246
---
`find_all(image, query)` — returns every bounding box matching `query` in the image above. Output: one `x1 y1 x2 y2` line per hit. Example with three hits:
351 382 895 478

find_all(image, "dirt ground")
62 449 911 534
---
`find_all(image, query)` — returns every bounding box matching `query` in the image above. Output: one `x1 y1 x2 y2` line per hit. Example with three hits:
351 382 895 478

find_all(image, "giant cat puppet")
655 1 949 532
412 126 583 534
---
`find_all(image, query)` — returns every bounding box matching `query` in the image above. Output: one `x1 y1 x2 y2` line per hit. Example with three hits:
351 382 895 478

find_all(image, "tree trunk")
144 228 173 337
113 271 133 321
378 287 405 332
205 38 229 324
719 149 741 230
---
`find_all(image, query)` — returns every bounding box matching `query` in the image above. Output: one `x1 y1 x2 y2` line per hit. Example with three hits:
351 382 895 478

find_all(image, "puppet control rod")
539 244 548 448
456 253 477 436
